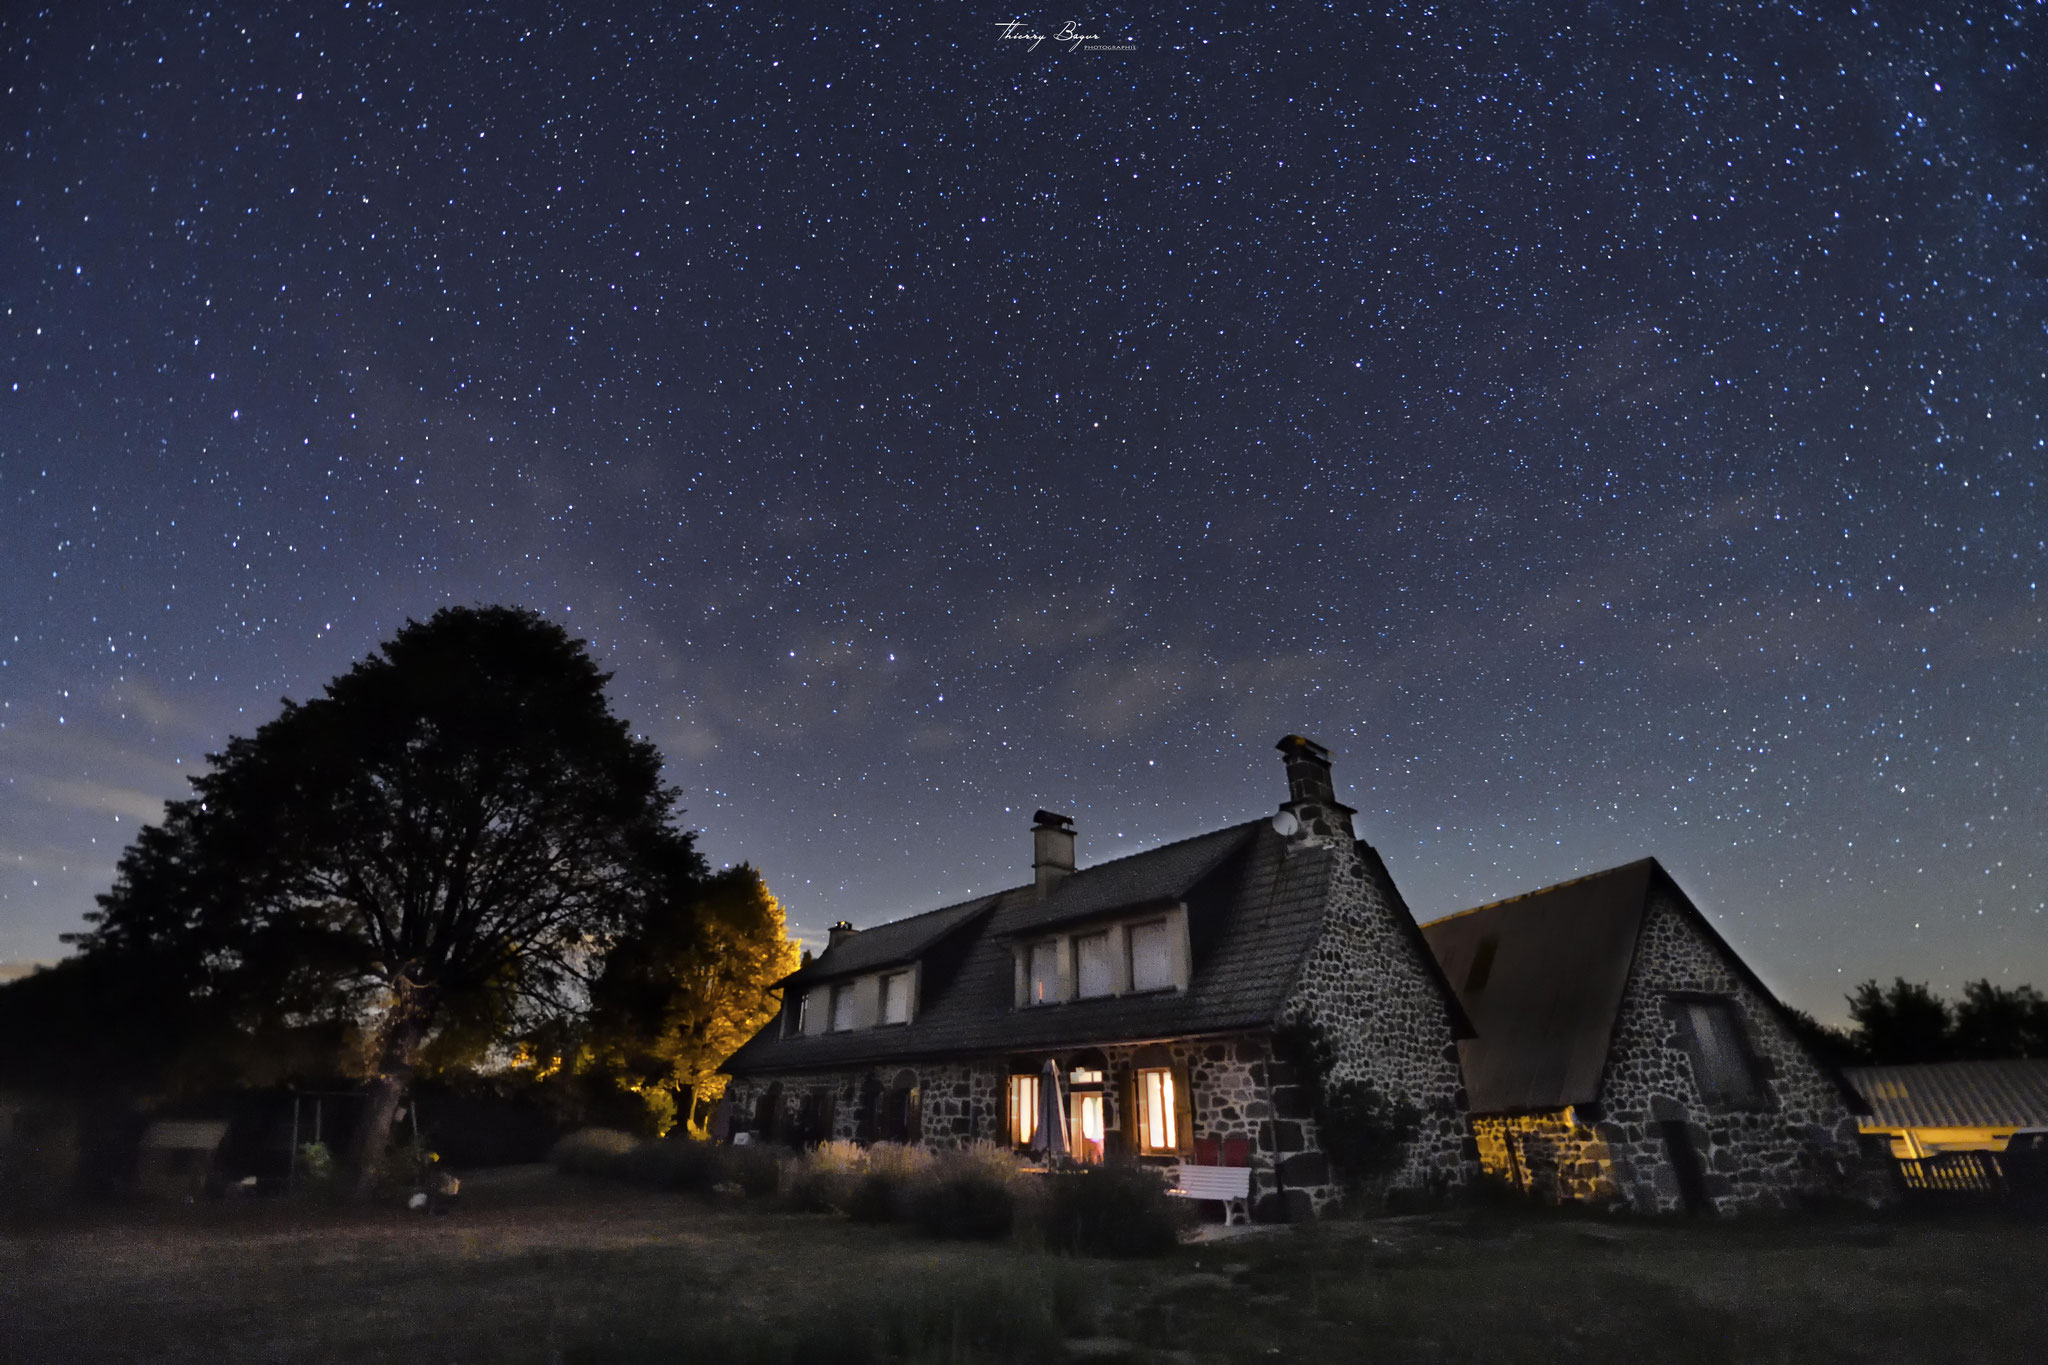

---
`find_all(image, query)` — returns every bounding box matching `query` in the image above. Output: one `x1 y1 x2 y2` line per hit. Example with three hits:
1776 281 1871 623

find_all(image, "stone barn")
722 736 1480 1219
1419 860 1876 1214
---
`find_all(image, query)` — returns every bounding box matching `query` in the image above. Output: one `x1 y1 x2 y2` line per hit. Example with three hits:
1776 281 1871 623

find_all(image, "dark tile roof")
724 821 1338 1074
1420 860 1656 1114
1845 1060 2048 1130
779 896 996 986
999 824 1258 936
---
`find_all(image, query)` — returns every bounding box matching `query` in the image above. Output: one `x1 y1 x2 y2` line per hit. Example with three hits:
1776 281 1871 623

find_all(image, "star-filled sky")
4 3 2043 1021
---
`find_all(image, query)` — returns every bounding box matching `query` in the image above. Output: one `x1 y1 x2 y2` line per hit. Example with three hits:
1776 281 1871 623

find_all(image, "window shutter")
1114 1065 1138 1159
1170 1062 1196 1157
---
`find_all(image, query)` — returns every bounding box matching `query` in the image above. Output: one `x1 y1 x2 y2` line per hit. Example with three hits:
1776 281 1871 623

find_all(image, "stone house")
722 736 1480 1219
1417 860 1876 1214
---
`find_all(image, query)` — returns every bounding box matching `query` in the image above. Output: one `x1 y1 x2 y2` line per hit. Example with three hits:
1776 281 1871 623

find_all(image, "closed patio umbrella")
1028 1056 1069 1164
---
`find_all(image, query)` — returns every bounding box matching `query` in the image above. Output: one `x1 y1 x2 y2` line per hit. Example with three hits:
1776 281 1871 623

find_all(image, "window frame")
1073 930 1113 999
880 970 912 1025
1669 994 1767 1107
1026 939 1061 1006
1007 1073 1041 1147
1135 1066 1178 1155
1127 918 1175 994
828 981 860 1033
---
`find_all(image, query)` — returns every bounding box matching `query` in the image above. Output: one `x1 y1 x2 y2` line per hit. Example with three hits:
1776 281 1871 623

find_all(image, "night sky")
4 3 2043 1020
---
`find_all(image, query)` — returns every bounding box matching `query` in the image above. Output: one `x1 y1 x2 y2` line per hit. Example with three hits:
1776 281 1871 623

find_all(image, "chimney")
1275 735 1356 842
826 920 858 951
1031 809 1076 898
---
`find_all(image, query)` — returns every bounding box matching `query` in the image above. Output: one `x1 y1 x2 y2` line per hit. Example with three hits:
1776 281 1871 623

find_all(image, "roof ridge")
1064 818 1265 874
816 819 1267 937
1418 856 1660 927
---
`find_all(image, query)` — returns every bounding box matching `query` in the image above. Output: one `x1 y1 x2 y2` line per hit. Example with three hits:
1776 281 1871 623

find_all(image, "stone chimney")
826 920 858 951
1275 735 1356 842
1031 809 1076 898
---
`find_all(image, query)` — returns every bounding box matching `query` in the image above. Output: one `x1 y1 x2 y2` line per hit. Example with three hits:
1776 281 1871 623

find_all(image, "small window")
788 991 809 1037
829 982 859 1032
1008 1074 1040 1146
1070 1066 1104 1086
1028 941 1060 1005
1075 931 1112 998
1129 920 1174 992
1679 998 1760 1104
1136 1067 1177 1153
881 971 911 1025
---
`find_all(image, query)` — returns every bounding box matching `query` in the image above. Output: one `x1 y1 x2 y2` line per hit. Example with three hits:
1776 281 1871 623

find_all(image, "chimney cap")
1031 809 1075 830
1275 735 1331 763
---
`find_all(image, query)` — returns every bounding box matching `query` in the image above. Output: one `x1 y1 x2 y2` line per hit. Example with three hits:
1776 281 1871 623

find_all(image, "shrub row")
549 1130 1190 1255
547 1127 781 1198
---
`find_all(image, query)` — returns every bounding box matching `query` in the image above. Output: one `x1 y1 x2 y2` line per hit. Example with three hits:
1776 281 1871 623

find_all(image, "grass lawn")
2 1166 2041 1363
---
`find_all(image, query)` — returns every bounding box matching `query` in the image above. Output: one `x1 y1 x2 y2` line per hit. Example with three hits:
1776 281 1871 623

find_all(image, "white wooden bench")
1172 1163 1253 1224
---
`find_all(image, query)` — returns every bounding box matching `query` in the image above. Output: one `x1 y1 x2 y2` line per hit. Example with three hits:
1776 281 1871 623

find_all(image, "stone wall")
1591 885 1876 1214
723 1061 1006 1149
1279 835 1480 1199
1471 1109 1619 1204
723 1030 1346 1217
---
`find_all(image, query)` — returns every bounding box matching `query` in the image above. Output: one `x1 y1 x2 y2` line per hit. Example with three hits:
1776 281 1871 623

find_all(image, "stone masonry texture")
1590 886 1873 1214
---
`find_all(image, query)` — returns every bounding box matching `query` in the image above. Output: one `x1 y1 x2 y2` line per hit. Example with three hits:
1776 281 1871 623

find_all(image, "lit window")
1137 1067 1177 1153
1678 998 1760 1104
1129 920 1174 992
1070 1067 1103 1086
1075 931 1113 998
1008 1074 1040 1146
882 971 911 1024
1073 1093 1105 1163
1028 941 1060 1005
830 982 859 1032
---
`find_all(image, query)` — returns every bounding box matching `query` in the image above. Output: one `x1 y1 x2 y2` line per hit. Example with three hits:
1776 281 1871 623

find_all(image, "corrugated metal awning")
1844 1060 2048 1129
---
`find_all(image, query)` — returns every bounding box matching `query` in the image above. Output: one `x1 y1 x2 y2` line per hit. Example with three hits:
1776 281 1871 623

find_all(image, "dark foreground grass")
2 1168 2041 1363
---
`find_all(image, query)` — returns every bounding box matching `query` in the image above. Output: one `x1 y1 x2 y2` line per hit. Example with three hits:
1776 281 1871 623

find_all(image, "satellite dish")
1271 811 1300 838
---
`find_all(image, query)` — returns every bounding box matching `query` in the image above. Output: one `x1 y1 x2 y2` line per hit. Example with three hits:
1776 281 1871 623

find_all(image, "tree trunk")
347 1005 425 1199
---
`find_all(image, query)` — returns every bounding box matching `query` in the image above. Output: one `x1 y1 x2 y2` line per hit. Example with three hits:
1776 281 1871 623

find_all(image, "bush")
621 1136 726 1193
845 1169 907 1224
788 1162 856 1213
728 1142 784 1199
1030 1161 1188 1257
859 1140 933 1181
783 1139 871 1214
549 1127 641 1178
901 1142 1027 1240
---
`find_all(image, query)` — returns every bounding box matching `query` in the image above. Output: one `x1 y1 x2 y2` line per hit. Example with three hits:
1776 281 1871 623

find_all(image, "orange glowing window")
1137 1067 1176 1153
1008 1074 1040 1146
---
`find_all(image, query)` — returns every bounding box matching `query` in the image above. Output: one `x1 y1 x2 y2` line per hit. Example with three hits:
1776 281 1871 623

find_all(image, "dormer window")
881 971 912 1025
1075 931 1113 998
829 982 859 1032
1012 906 1189 1008
805 963 922 1033
1128 919 1174 993
1028 941 1060 1005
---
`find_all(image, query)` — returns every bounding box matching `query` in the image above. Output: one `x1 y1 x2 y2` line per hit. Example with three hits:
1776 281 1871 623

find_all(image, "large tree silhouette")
74 606 701 1192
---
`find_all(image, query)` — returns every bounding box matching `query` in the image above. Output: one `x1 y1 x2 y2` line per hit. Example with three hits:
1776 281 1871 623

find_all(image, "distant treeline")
1788 978 2048 1068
